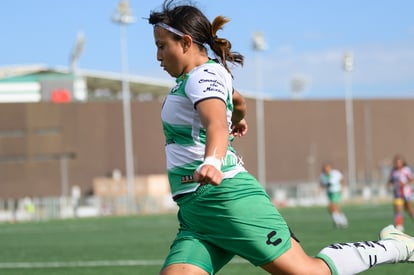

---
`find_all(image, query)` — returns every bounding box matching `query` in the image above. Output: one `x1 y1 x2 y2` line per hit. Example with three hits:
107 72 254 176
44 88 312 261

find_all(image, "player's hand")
193 165 223 186
231 118 248 137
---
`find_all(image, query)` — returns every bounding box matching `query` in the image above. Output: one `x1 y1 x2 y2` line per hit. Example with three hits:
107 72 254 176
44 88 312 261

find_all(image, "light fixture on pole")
70 31 87 101
252 32 267 187
343 52 356 190
112 0 136 213
290 75 307 100
70 32 85 73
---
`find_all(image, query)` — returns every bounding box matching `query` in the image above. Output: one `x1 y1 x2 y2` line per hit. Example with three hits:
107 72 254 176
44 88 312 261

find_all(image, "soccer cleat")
379 224 414 262
396 225 405 232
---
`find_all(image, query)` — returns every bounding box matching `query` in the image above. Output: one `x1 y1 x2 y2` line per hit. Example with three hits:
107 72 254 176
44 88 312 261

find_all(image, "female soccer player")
388 154 414 231
148 1 414 274
320 163 348 228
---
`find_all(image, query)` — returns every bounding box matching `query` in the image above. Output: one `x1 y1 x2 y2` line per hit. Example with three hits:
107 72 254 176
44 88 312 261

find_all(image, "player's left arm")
231 88 248 137
406 167 414 184
340 175 346 194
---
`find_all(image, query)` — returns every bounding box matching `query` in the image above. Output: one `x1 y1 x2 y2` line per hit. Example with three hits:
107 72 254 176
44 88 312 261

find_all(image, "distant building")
0 65 173 103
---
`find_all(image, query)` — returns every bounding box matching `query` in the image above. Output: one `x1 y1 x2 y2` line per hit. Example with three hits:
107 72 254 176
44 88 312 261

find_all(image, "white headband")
155 22 205 46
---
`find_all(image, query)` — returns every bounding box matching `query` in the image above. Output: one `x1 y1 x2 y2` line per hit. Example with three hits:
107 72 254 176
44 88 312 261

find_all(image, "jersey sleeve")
184 66 228 108
337 170 344 181
404 167 413 181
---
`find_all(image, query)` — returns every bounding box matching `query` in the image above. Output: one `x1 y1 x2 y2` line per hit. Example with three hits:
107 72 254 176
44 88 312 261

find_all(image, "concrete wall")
1 98 413 199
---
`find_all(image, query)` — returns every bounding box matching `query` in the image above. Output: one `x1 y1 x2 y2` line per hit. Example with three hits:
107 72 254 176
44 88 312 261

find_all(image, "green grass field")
0 203 413 274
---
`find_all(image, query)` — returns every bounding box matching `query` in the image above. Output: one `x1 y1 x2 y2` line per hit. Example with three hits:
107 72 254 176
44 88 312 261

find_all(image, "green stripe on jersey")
163 121 196 146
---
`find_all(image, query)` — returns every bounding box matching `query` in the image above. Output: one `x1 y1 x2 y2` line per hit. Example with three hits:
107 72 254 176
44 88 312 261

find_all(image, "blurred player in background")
148 1 414 274
320 163 348 229
388 154 414 231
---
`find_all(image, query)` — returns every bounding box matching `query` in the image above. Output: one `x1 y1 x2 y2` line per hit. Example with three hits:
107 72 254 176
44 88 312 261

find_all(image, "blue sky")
1 0 414 99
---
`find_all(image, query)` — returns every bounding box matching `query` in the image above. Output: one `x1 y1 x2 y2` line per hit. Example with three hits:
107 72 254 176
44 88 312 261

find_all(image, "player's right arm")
387 170 394 186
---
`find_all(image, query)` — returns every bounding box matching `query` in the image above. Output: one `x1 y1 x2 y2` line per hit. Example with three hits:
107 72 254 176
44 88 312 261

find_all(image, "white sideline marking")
0 260 163 269
0 258 248 269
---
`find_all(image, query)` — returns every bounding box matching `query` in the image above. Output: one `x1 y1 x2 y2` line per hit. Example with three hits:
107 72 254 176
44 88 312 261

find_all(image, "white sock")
332 212 342 226
316 240 400 275
339 213 348 226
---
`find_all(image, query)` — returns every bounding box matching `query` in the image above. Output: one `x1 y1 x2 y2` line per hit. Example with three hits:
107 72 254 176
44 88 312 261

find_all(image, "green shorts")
163 172 293 274
327 191 341 203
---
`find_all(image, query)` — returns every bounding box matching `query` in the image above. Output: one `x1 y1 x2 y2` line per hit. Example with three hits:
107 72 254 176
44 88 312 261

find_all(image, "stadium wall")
0 99 413 200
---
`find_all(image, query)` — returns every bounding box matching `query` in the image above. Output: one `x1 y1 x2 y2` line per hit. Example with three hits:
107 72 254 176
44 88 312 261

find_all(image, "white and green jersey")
161 60 246 198
320 169 343 193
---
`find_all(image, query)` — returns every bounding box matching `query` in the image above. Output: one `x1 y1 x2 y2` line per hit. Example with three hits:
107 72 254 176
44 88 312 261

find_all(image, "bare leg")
329 203 347 228
394 200 404 230
404 201 414 220
160 263 208 275
261 238 331 275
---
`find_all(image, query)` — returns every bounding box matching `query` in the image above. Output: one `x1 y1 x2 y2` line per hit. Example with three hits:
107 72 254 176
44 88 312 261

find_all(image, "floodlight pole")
343 52 356 190
70 32 85 74
112 0 136 213
70 31 85 101
252 32 267 187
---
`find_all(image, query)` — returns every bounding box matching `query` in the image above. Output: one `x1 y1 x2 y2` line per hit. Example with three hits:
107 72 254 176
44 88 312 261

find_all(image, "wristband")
196 156 222 172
